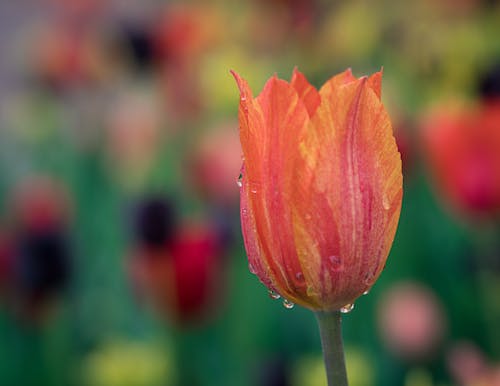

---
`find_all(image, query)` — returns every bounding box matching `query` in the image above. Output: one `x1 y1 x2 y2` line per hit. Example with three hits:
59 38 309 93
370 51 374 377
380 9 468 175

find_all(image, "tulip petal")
234 73 325 307
293 77 402 310
319 68 358 97
367 70 382 99
291 68 320 117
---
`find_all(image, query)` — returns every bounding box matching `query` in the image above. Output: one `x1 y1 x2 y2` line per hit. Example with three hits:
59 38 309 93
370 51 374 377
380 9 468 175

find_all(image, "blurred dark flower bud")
121 25 154 71
478 62 500 101
133 197 176 249
6 176 73 322
256 358 290 386
210 209 237 249
15 228 71 302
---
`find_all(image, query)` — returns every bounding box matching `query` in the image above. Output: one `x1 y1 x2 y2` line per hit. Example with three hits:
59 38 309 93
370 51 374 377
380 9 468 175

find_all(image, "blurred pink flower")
189 122 242 204
447 342 500 386
447 341 489 386
32 22 109 90
105 90 163 184
10 176 71 231
378 281 447 360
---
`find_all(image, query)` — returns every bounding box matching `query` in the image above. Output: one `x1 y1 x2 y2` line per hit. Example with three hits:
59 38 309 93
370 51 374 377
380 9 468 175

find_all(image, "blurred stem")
315 311 348 386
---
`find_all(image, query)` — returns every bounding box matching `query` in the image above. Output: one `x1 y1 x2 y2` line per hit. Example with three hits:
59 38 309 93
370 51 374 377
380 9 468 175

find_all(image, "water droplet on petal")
241 96 247 102
248 181 260 194
363 289 370 296
340 303 354 313
236 173 243 188
268 290 281 300
382 194 390 210
248 263 257 274
282 299 295 309
295 272 305 283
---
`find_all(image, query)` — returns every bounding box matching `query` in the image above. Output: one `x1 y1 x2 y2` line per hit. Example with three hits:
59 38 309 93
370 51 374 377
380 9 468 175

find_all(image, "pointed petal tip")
231 70 254 101
367 70 383 99
230 70 244 92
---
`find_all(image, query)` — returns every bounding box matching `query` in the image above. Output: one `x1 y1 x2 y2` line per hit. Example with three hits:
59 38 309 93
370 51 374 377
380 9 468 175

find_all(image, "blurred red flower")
421 100 500 218
152 4 222 122
130 222 226 327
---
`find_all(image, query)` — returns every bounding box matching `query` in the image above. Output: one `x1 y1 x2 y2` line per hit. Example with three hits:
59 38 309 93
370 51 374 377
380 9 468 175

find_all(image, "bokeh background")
0 0 499 385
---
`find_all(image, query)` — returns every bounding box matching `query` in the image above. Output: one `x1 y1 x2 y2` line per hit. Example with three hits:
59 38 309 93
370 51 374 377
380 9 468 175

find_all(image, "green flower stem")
315 311 349 386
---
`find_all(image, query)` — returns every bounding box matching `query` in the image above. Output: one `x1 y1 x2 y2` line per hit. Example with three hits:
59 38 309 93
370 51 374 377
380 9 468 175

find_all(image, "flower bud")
233 68 403 311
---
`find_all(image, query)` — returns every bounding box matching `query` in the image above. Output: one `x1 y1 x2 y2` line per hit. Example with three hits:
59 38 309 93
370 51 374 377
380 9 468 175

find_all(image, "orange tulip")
233 68 403 311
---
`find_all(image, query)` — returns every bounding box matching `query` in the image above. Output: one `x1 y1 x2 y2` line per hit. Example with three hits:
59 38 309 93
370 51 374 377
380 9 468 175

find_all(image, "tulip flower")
233 68 403 386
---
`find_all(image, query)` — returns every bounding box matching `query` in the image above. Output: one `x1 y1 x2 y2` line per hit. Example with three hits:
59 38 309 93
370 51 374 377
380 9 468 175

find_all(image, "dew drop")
242 208 248 216
268 290 281 300
248 181 260 194
382 194 390 210
340 303 354 314
363 289 370 296
248 263 257 274
282 299 295 309
236 173 243 188
241 96 247 102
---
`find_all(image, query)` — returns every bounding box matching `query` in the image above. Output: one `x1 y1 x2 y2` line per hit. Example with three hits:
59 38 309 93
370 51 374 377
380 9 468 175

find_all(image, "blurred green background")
0 0 499 385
